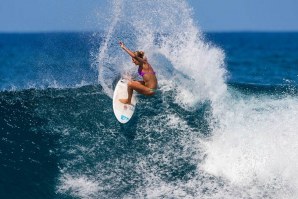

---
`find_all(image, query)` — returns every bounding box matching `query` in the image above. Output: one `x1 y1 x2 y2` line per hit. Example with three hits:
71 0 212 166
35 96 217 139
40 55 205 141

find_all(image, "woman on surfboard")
119 41 158 104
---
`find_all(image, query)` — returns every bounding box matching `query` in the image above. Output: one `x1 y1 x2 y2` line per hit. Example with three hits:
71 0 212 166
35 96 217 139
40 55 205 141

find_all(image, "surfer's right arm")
119 41 145 64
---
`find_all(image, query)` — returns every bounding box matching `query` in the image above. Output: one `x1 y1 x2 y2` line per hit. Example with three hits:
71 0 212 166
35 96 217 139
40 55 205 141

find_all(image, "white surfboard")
113 78 137 123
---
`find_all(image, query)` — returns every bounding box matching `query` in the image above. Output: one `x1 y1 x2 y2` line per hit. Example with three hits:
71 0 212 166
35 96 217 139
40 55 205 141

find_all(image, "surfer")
119 41 158 104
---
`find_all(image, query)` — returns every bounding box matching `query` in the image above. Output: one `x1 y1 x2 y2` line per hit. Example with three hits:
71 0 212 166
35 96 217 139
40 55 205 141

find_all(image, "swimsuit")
137 68 157 93
138 68 156 77
148 88 157 93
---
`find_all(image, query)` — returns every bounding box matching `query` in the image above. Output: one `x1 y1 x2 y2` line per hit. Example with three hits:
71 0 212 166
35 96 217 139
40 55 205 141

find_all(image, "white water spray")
96 0 226 106
97 0 123 97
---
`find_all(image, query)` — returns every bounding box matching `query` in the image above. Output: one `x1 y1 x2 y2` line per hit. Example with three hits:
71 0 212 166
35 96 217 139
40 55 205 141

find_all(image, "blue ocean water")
1 2 298 199
1 31 297 199
0 33 97 90
1 32 297 91
207 32 298 86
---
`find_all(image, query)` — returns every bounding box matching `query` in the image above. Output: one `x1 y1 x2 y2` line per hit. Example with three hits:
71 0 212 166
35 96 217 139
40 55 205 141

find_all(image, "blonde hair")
134 51 145 58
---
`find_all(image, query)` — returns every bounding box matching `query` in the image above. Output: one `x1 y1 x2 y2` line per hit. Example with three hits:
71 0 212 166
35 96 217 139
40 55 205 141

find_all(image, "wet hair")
134 51 145 58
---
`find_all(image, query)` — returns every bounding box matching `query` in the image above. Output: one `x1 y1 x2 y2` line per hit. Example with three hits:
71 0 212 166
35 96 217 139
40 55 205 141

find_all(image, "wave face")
1 84 298 199
1 0 298 199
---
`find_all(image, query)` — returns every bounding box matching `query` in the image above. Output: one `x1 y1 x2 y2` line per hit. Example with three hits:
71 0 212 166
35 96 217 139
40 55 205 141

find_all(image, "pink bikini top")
138 68 156 77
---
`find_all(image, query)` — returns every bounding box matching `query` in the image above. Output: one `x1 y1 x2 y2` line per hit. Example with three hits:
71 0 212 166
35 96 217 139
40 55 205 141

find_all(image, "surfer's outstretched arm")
119 41 145 64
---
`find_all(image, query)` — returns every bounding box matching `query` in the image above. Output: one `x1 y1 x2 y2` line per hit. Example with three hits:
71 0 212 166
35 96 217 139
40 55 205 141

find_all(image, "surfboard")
112 78 137 123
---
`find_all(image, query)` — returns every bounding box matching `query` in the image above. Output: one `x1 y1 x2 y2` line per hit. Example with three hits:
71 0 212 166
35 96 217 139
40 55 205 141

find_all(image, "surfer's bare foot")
119 98 131 104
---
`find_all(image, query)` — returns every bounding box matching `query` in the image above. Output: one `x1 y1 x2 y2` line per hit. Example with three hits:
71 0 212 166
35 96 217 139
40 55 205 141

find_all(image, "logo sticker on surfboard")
120 115 130 121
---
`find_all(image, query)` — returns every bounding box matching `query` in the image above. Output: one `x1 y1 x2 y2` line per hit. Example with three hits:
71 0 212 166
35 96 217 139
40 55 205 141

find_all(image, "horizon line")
1 30 298 34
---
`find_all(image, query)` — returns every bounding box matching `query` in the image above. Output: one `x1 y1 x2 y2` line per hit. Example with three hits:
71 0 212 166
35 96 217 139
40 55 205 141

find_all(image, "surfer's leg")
119 81 154 104
119 84 134 104
128 81 155 96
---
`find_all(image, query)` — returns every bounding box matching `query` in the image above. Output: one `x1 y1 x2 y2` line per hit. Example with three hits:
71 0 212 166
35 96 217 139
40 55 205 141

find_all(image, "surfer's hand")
119 41 125 48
